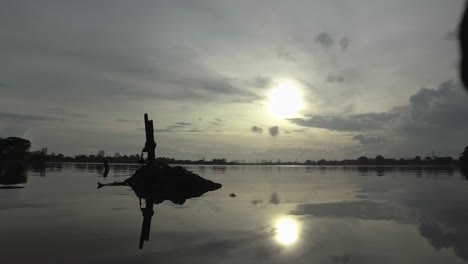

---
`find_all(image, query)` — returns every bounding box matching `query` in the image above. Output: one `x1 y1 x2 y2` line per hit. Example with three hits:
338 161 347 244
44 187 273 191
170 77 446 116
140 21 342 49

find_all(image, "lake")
1 163 468 263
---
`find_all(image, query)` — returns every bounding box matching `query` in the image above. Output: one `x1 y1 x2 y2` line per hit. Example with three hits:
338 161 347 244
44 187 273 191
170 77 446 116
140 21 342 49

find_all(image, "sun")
267 79 303 118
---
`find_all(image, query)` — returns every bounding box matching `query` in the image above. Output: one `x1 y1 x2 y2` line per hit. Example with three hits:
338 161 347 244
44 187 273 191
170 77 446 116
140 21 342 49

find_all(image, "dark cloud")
326 75 345 83
200 78 262 103
115 118 139 123
251 126 263 134
340 37 351 51
174 122 192 126
251 75 272 88
268 126 280 137
315 32 335 48
210 118 223 126
289 112 399 132
51 107 86 118
0 112 63 123
277 48 296 62
154 122 201 133
395 81 468 152
353 134 387 145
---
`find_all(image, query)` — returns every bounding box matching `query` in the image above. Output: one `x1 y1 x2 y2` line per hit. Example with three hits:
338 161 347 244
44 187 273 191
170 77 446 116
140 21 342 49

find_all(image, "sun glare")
274 217 300 246
267 79 303 118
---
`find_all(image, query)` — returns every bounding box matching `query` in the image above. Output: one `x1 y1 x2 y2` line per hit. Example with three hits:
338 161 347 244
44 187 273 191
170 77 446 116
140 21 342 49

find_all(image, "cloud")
292 80 468 156
115 118 139 123
251 126 263 133
199 78 262 103
289 112 399 132
268 126 279 137
210 118 223 126
353 134 387 145
277 48 296 62
0 112 63 123
340 37 351 51
315 32 335 48
251 75 272 88
326 75 345 83
174 122 192 126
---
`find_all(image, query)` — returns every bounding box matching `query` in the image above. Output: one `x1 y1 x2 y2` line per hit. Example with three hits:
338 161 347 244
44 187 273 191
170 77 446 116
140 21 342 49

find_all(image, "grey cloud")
353 134 387 145
115 118 139 123
340 37 351 51
277 48 296 62
395 81 468 153
251 126 263 133
289 112 399 132
174 122 192 126
51 107 86 118
0 112 63 123
210 118 223 126
315 32 335 48
326 75 345 83
251 75 272 88
268 126 280 137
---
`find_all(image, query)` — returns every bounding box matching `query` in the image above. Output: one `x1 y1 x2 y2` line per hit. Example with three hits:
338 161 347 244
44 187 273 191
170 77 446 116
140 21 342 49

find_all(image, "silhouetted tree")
375 155 385 165
460 146 468 167
0 137 31 161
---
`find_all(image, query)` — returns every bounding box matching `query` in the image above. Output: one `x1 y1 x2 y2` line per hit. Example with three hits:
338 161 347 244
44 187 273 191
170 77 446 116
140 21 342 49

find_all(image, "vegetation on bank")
1 137 468 166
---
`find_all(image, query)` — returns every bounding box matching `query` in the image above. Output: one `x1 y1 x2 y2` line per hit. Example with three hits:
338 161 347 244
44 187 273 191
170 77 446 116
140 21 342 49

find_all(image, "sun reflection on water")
274 217 300 246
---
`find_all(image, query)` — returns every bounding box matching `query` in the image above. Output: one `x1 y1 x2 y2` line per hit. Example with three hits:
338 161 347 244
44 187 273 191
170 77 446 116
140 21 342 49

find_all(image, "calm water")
1 164 468 263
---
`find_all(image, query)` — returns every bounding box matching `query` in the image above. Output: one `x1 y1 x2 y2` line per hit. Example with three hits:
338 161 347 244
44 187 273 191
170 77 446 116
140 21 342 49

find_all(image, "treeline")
304 155 457 166
2 137 468 166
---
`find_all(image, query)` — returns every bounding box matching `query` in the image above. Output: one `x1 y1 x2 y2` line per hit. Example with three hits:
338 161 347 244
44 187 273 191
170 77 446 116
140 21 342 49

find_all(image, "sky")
1 0 468 161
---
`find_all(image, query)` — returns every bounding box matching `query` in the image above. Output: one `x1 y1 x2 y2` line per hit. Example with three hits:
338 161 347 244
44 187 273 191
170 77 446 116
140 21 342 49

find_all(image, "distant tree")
0 137 31 160
375 155 385 165
460 146 468 166
356 156 369 165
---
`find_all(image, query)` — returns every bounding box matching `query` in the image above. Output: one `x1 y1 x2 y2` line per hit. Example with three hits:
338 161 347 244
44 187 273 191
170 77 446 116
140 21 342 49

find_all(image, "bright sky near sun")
1 0 468 161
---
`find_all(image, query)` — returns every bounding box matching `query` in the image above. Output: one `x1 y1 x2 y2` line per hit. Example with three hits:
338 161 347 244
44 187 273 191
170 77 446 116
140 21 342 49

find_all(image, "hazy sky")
1 0 467 161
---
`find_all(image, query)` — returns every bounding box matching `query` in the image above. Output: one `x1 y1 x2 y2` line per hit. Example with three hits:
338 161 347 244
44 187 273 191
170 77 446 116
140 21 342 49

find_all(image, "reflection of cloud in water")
270 192 280 205
251 200 263 205
291 201 413 222
291 198 468 262
419 223 468 261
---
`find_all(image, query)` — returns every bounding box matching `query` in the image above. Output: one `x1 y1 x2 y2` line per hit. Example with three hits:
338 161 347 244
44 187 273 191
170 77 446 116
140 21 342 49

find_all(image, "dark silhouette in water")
98 114 222 249
103 159 109 177
0 137 29 188
460 146 468 167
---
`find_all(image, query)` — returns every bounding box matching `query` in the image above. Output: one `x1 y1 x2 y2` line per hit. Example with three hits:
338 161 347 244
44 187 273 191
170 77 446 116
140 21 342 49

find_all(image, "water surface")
1 164 467 263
